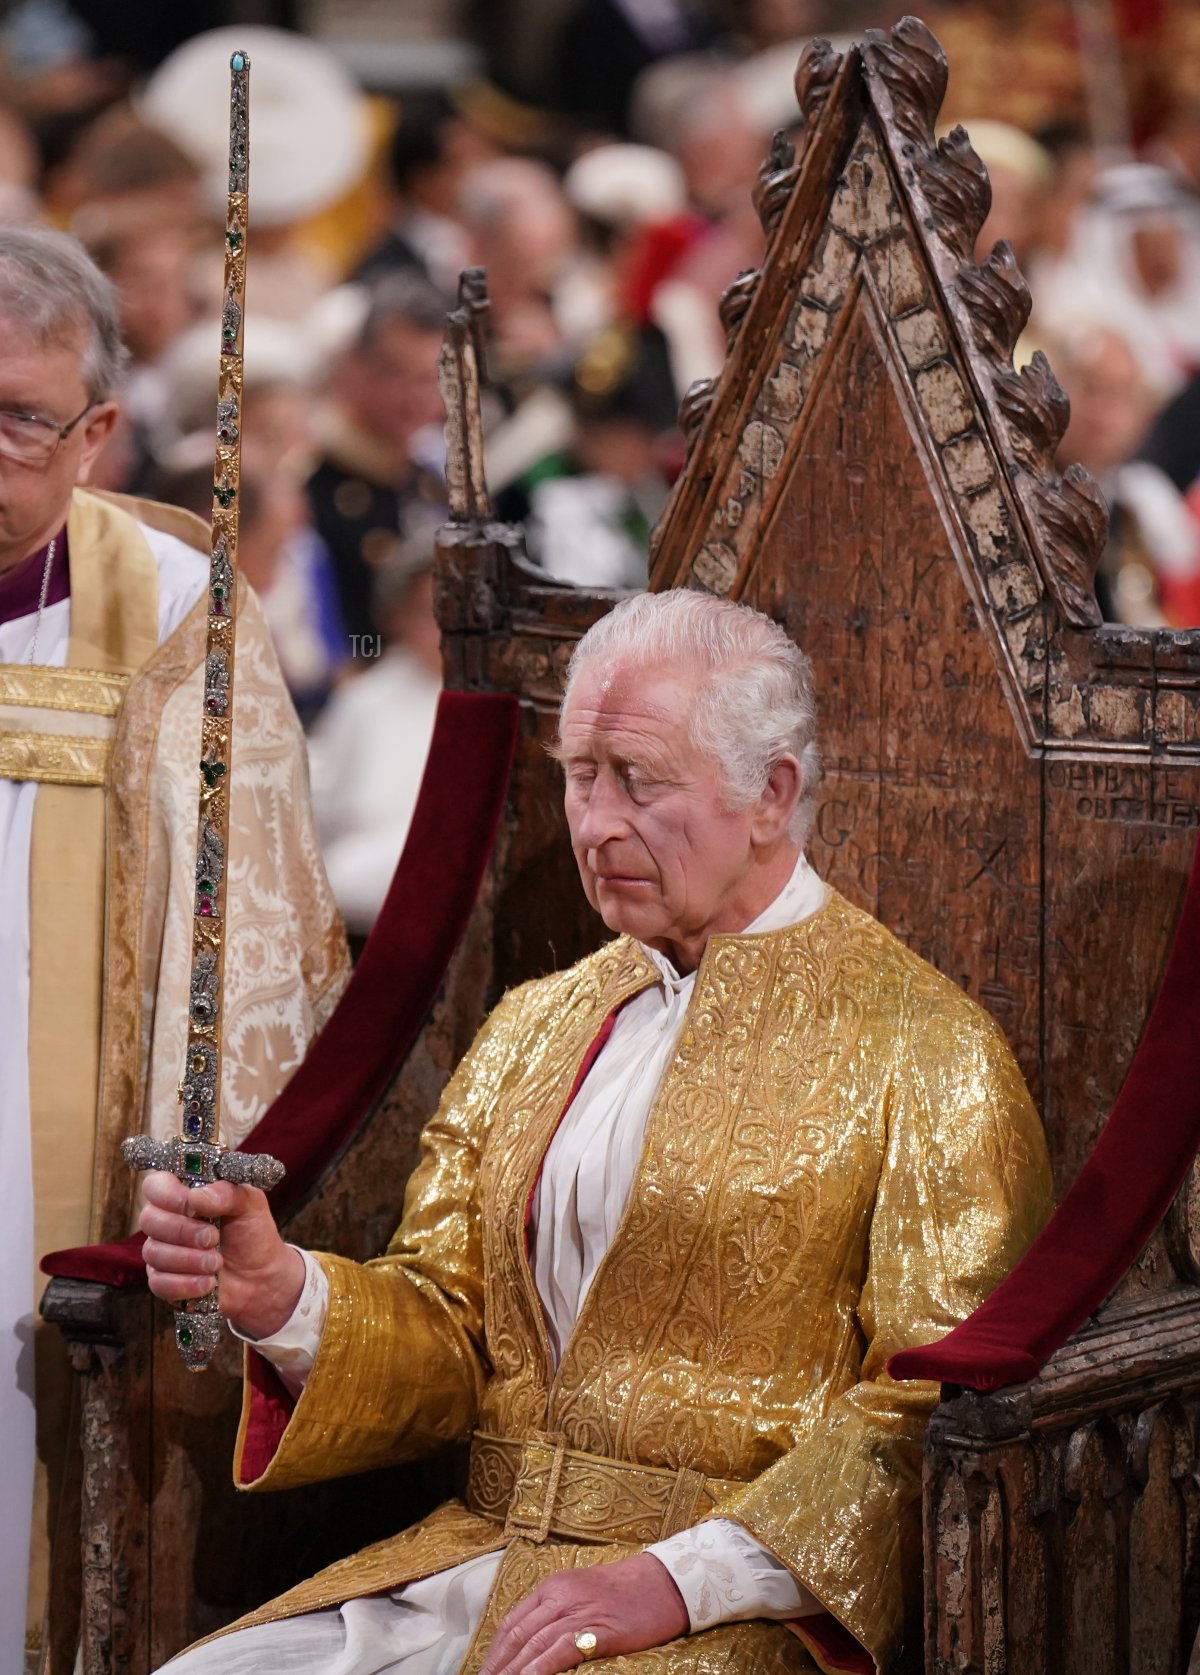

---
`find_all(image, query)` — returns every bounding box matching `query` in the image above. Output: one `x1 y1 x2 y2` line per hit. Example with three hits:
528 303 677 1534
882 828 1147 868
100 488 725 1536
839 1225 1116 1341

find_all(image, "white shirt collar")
640 852 828 989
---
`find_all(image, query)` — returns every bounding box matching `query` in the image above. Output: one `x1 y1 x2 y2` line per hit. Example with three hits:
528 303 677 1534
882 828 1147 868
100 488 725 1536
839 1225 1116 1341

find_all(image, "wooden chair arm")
923 1287 1200 1673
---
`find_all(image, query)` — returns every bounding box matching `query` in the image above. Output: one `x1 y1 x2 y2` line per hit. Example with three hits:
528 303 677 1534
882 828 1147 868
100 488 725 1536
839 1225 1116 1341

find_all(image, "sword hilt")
122 1134 284 1370
122 1134 285 1190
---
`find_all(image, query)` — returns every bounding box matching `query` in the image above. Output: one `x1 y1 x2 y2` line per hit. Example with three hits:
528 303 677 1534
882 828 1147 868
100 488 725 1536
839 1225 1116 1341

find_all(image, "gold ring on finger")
574 1630 599 1661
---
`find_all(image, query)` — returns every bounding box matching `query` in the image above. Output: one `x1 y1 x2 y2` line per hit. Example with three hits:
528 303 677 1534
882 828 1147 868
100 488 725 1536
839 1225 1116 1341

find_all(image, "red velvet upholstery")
890 836 1200 1391
790 1615 874 1674
42 690 520 1290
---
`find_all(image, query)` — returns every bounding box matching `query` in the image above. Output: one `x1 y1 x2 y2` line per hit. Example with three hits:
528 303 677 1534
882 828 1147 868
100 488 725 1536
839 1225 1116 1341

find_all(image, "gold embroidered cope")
224 896 1053 1672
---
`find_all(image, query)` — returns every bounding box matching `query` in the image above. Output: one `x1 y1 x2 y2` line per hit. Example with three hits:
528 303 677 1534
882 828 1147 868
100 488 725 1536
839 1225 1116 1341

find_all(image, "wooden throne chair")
42 16 1200 1674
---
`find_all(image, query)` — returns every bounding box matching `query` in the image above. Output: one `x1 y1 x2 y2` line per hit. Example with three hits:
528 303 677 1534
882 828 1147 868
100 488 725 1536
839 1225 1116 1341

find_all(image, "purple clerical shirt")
0 528 68 627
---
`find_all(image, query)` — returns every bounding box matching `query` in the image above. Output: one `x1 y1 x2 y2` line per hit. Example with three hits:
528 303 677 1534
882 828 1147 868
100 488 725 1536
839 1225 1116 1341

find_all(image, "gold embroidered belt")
466 1430 742 1547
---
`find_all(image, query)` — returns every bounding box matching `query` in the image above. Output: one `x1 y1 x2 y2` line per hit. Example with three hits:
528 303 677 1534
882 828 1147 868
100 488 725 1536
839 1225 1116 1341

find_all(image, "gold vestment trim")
0 664 129 716
0 731 111 786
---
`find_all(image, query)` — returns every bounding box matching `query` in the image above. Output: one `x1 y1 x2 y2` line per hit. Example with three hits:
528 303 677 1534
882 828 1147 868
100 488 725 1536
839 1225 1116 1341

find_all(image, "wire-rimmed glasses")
0 402 94 464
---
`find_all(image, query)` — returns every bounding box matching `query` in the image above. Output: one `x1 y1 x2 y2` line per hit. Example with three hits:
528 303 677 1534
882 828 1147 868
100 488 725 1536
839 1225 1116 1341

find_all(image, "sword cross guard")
122 1135 285 1369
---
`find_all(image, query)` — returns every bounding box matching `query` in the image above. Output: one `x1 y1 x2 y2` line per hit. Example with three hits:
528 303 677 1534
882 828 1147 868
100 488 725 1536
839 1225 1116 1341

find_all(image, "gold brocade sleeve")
234 987 530 1492
715 978 1054 1674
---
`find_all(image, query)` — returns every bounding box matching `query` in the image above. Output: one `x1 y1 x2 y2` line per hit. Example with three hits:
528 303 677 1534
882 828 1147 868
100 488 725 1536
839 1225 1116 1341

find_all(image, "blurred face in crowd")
472 199 576 307
384 567 441 676
1161 101 1200 191
559 660 800 972
1031 143 1096 260
0 319 117 572
738 0 820 48
1056 328 1152 478
404 114 494 220
104 229 196 365
676 94 764 220
242 383 314 475
1130 214 1187 298
976 161 1042 263
0 104 37 220
577 416 661 488
338 316 445 461
237 464 307 596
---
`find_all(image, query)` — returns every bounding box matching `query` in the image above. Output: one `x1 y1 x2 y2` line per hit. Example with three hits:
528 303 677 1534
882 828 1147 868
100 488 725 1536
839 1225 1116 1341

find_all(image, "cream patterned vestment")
5 488 347 1671
89 492 349 1239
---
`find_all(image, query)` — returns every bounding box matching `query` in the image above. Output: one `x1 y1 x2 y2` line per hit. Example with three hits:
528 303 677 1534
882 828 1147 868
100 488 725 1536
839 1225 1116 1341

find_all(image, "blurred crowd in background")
3 0 1200 933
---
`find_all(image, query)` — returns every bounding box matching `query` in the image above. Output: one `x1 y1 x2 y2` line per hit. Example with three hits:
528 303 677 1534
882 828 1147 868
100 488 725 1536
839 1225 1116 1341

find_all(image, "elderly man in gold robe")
142 589 1052 1675
0 226 347 1675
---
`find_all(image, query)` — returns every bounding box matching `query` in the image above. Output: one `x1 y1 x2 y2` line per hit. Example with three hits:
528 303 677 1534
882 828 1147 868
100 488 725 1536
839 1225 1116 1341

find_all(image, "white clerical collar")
641 852 828 989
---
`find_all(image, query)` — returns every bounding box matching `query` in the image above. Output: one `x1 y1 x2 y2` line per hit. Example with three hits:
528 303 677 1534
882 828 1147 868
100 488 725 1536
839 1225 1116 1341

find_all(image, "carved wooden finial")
915 125 992 260
656 14 1109 633
793 36 845 141
861 14 947 150
955 242 1032 363
457 266 490 383
718 268 760 350
860 16 1106 629
439 266 491 526
751 130 798 239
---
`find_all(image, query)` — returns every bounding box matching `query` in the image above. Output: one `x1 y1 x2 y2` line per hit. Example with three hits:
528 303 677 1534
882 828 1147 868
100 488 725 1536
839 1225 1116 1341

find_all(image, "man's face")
0 315 117 564
1059 330 1149 477
108 230 195 365
559 660 769 962
341 318 445 460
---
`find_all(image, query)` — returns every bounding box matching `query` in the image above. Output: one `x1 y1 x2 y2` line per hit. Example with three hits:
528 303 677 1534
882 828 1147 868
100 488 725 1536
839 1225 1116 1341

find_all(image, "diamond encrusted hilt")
122 1135 286 1192
122 1135 285 1372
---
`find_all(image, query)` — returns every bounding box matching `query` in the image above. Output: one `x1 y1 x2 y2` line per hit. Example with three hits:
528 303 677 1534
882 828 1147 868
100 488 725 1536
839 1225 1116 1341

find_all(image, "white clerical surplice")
0 533 207 1674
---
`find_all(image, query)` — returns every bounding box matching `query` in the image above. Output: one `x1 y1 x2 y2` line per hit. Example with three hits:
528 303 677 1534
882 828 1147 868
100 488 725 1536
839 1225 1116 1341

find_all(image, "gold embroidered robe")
226 894 1052 1673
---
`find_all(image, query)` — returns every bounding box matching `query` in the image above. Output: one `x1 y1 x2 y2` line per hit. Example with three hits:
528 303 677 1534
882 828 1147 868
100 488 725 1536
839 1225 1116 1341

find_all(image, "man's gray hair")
0 226 129 402
562 590 823 846
359 272 450 350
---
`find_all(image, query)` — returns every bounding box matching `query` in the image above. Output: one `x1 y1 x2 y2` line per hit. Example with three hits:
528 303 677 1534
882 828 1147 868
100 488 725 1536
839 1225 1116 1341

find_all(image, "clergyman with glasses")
0 226 348 1675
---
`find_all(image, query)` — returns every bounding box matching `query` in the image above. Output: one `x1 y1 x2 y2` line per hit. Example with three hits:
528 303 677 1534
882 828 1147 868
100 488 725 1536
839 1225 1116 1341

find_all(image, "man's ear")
75 402 120 484
750 754 803 845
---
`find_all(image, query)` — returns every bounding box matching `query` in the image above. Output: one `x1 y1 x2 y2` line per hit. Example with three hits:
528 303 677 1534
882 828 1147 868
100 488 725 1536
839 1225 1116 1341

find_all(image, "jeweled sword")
122 50 285 1371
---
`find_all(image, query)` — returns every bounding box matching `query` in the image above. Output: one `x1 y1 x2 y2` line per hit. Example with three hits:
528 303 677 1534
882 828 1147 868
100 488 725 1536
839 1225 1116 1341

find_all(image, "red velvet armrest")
42 690 520 1291
890 836 1200 1391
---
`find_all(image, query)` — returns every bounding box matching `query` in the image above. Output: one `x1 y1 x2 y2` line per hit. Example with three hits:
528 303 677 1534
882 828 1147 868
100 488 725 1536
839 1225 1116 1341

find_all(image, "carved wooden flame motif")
652 12 1111 681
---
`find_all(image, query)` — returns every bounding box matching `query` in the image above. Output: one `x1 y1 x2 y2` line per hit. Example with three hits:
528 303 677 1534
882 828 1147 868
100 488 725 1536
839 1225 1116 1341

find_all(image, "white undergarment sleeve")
1 523 207 1675
647 1519 822 1630
231 1248 328 1396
